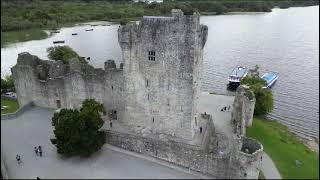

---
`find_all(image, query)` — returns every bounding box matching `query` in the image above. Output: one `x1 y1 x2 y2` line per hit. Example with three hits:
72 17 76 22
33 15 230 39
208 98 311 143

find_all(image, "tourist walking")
110 121 112 128
34 146 38 156
38 146 42 157
228 105 230 111
16 154 21 164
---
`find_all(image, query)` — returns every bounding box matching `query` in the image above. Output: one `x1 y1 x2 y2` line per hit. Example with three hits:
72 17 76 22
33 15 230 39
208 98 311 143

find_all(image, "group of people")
221 105 231 112
15 145 43 165
34 145 43 157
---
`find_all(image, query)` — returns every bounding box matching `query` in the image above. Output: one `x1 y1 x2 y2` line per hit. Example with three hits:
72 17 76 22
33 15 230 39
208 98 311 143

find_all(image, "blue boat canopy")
261 72 278 87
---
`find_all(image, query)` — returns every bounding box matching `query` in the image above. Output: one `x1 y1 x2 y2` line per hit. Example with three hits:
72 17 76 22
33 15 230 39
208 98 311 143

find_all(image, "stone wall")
118 9 208 140
105 128 262 179
238 137 263 179
231 85 256 135
11 53 124 121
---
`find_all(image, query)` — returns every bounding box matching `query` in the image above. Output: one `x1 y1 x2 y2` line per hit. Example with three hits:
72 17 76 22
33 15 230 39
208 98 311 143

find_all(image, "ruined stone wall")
11 53 124 120
105 128 262 179
231 85 256 135
118 9 208 140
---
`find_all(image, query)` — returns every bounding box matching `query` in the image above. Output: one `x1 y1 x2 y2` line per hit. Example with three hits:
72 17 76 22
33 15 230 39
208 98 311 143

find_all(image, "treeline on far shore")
1 0 319 32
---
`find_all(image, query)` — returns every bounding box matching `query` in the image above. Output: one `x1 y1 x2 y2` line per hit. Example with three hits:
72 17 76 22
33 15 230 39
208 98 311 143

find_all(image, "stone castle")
12 9 263 179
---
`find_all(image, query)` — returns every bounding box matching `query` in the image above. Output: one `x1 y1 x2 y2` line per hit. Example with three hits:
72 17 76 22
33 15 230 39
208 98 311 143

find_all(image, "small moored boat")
53 40 65 44
85 29 94 31
72 33 78 35
228 66 249 89
261 72 278 88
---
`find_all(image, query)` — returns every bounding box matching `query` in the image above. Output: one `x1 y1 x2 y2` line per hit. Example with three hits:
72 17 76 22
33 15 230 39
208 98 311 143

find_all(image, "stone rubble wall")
105 121 237 179
11 53 125 121
105 127 262 179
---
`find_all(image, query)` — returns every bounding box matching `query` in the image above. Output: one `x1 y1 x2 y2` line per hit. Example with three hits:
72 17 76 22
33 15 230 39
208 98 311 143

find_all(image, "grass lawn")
1 99 19 115
247 117 319 179
1 29 49 47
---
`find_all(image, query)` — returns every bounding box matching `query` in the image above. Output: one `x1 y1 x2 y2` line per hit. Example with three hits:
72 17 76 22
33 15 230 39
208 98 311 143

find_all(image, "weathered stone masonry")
12 9 263 179
118 9 208 140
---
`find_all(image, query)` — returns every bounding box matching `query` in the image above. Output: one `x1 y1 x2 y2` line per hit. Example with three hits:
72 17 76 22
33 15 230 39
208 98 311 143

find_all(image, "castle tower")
118 9 208 140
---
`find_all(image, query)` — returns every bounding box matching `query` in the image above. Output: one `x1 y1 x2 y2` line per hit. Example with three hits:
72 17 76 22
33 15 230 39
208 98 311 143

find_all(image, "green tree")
241 65 273 116
1 75 15 93
1 78 8 93
47 45 87 64
50 99 106 157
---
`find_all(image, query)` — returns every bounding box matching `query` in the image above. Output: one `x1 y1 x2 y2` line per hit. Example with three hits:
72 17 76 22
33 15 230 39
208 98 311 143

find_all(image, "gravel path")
1 106 201 179
261 152 282 179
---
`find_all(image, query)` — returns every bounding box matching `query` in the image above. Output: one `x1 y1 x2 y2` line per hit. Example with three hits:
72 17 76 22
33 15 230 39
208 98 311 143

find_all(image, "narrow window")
195 117 197 126
148 51 155 61
112 86 113 90
152 117 155 123
146 79 149 87
147 94 150 100
167 99 170 106
181 106 183 112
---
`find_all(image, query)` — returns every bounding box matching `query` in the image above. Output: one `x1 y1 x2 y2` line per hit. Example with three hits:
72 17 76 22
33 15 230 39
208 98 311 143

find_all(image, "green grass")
1 99 19 115
247 117 319 179
1 29 49 47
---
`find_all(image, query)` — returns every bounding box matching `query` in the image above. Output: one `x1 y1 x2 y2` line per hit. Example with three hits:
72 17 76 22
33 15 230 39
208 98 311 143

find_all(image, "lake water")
1 6 319 139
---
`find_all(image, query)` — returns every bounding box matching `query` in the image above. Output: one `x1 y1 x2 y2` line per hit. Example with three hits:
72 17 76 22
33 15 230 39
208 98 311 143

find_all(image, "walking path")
1 106 201 179
261 152 282 179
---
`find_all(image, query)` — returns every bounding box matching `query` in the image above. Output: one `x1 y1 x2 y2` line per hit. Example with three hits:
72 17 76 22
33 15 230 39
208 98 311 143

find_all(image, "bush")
1 75 15 93
47 45 87 64
120 18 129 25
51 99 106 157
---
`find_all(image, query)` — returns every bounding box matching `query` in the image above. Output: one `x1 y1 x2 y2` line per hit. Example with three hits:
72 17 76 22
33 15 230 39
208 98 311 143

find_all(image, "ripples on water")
1 6 319 139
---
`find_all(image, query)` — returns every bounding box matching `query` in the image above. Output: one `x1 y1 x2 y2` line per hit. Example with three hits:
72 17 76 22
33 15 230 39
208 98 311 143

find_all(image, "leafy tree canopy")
47 45 87 64
51 99 106 157
241 65 274 116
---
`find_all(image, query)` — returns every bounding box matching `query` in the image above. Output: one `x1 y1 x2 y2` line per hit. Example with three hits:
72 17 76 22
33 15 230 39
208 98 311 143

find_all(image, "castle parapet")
17 52 40 67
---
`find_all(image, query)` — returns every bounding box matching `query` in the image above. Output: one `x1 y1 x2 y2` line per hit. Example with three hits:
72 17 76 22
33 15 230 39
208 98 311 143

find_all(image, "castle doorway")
56 100 61 108
113 110 117 120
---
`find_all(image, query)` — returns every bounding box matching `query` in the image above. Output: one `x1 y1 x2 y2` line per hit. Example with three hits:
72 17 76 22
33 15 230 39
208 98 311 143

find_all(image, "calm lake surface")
1 6 319 139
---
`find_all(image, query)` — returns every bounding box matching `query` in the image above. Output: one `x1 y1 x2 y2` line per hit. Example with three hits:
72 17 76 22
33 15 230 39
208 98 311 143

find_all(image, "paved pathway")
198 92 235 138
1 106 202 179
261 152 282 179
